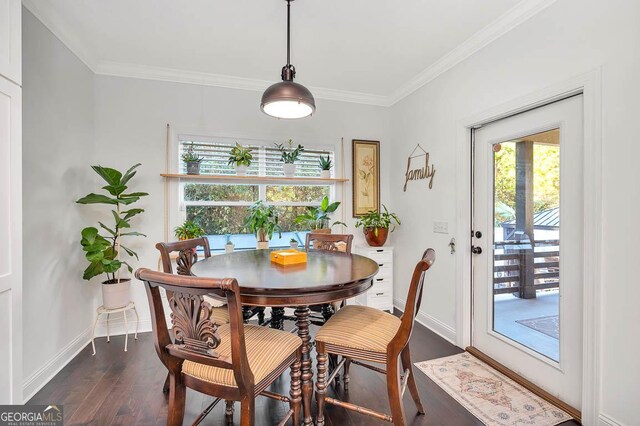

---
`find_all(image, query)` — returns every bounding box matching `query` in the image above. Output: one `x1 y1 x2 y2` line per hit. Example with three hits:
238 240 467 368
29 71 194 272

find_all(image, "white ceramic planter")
321 170 331 179
225 242 235 253
290 241 299 249
235 165 248 176
257 241 270 250
101 279 131 309
283 163 296 177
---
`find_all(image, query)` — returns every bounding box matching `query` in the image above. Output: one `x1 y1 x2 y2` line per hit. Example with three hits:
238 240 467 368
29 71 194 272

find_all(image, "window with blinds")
176 137 337 245
179 139 335 178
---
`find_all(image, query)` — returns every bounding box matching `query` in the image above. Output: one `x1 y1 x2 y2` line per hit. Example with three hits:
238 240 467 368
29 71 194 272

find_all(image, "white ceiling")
23 0 555 105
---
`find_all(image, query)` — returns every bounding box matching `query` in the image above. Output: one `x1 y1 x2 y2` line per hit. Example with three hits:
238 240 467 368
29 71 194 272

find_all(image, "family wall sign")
403 144 436 192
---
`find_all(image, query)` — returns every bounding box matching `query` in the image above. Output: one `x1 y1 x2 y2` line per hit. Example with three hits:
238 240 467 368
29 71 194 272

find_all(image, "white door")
0 0 22 404
472 95 583 410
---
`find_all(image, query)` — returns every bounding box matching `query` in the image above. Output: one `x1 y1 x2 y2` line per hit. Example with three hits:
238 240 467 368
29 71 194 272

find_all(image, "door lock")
474 231 482 239
471 246 483 254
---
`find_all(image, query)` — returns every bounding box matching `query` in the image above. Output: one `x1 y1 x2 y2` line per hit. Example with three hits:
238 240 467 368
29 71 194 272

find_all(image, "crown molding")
23 0 556 107
22 0 98 72
387 0 558 105
95 61 390 106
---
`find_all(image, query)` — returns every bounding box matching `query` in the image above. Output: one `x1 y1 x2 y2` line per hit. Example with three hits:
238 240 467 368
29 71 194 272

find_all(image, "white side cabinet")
354 246 394 312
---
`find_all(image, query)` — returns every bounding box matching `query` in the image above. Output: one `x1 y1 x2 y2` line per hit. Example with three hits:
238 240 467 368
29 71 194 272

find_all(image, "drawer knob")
376 293 384 296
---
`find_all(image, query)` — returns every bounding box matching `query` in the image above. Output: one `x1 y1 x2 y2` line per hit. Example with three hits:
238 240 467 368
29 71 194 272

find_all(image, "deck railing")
493 239 559 298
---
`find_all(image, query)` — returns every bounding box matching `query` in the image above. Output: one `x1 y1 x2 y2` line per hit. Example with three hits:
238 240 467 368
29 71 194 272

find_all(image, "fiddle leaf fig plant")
77 164 148 283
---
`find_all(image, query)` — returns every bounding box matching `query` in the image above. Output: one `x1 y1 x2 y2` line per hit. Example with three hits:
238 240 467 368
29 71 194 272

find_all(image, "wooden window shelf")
160 173 349 184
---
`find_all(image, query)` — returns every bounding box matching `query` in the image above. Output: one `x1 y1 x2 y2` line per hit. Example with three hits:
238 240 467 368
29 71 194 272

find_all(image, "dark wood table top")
191 249 379 306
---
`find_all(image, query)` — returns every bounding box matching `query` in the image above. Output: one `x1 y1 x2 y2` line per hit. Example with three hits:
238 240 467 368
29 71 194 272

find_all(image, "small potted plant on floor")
290 238 299 249
245 201 281 249
227 142 253 176
275 139 304 177
182 142 204 175
355 205 401 247
319 154 332 179
294 196 345 234
76 164 148 309
174 220 205 244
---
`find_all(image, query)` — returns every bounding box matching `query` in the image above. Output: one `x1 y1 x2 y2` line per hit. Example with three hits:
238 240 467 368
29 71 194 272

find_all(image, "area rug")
414 353 570 426
516 315 559 339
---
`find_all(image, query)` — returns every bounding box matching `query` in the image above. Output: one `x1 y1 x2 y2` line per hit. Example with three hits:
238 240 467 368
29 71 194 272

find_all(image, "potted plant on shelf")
290 238 299 249
245 201 281 249
227 142 253 176
76 164 148 309
182 142 204 175
294 196 345 234
318 155 332 179
275 139 304 177
355 205 401 247
174 220 205 241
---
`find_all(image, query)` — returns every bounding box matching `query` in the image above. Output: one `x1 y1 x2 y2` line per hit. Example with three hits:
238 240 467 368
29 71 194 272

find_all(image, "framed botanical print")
352 139 380 217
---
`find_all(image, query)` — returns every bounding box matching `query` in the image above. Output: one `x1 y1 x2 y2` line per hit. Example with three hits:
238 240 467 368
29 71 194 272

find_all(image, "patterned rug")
516 315 559 339
415 353 570 426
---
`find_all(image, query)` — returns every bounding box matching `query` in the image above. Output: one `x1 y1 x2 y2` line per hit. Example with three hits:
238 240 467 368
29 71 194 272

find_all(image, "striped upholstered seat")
203 296 230 326
315 305 401 362
183 324 301 391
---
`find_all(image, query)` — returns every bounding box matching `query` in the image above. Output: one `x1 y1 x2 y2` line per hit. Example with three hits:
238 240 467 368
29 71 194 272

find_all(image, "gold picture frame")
352 140 380 217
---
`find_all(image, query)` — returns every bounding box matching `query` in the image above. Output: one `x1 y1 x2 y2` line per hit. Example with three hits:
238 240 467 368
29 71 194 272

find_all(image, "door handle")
471 246 483 254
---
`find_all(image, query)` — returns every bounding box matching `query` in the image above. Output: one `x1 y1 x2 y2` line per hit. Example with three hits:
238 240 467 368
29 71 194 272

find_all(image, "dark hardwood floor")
28 313 579 425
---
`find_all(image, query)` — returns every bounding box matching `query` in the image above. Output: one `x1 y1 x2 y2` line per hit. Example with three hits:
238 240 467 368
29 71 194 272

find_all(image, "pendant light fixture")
261 0 315 119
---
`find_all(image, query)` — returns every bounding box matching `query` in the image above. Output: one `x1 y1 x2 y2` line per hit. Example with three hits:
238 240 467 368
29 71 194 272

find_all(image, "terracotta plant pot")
101 278 131 309
363 227 388 247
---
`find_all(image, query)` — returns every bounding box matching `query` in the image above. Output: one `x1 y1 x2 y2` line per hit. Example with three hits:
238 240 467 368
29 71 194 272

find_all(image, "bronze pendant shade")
261 0 315 119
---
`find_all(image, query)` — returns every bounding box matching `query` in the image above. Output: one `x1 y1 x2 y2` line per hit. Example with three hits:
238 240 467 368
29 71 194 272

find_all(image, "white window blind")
179 139 335 178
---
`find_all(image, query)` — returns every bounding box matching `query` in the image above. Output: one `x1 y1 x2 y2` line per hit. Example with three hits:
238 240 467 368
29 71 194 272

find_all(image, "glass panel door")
492 130 560 361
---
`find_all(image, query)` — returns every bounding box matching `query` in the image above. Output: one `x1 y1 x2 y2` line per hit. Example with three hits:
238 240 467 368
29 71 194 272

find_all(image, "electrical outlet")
433 221 449 234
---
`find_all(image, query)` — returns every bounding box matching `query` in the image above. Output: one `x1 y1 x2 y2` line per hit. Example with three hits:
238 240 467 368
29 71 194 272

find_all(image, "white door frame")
454 69 602 425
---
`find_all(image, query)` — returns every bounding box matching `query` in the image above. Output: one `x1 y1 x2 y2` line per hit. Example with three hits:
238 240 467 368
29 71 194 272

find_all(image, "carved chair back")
135 268 254 395
390 249 435 357
305 233 354 254
156 237 211 275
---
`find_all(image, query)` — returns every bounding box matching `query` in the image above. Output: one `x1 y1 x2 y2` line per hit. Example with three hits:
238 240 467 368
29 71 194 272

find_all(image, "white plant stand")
91 301 139 355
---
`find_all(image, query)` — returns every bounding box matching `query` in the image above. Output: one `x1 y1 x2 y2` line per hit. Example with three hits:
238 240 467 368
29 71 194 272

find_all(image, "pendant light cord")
286 0 291 67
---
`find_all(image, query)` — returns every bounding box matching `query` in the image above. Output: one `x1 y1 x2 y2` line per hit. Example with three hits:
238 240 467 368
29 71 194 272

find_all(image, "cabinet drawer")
361 249 393 264
369 281 392 296
367 294 393 311
375 264 393 280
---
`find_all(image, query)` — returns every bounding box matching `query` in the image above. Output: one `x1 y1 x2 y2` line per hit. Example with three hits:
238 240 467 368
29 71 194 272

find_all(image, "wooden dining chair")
305 233 354 324
136 268 303 426
314 248 435 426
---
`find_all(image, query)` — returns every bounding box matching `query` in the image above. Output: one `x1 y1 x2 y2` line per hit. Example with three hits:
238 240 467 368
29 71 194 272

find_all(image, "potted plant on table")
227 142 253 176
245 201 282 249
318 155 332 179
76 164 148 309
290 238 299 249
294 196 345 233
275 139 304 177
182 142 204 175
355 205 401 247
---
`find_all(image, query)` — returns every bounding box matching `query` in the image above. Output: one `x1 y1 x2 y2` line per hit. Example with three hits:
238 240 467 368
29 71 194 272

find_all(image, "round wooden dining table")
191 249 379 426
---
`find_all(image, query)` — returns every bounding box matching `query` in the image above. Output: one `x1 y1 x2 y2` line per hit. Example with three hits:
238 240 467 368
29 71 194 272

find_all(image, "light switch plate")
433 221 449 234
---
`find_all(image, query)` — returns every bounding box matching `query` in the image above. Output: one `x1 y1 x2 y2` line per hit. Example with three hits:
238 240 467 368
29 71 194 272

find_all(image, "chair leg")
386 357 407 426
315 345 328 426
401 346 425 415
240 397 255 426
343 357 352 391
162 371 170 393
225 400 234 422
167 373 186 426
290 350 302 425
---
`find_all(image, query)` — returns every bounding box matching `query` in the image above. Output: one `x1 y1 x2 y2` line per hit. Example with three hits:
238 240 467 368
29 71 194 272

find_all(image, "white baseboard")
22 326 92 403
599 413 625 426
394 298 457 345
